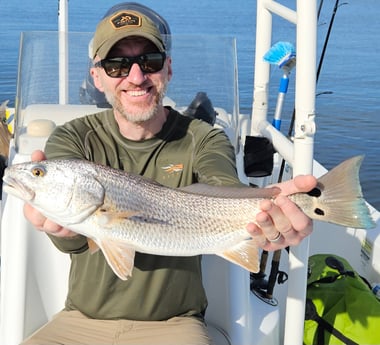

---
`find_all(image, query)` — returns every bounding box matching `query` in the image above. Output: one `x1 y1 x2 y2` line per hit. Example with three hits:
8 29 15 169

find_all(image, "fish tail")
293 156 375 229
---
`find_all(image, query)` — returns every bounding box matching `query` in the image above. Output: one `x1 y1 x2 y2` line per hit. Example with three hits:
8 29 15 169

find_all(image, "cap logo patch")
111 12 141 29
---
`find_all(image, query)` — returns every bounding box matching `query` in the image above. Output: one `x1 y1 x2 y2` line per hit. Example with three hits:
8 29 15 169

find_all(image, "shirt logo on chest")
161 163 184 174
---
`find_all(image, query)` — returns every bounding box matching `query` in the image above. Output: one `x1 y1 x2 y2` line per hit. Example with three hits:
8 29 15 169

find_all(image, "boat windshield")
14 31 239 155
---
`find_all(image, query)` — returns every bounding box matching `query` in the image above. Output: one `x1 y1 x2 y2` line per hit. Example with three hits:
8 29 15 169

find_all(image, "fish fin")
96 209 170 227
96 209 141 227
218 239 260 273
295 155 375 229
98 239 136 280
180 184 280 199
87 238 100 254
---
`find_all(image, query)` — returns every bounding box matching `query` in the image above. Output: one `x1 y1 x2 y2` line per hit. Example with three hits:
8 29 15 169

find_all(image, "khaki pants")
21 310 213 345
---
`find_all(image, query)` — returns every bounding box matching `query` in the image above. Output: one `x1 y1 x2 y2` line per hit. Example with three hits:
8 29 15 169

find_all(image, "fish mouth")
2 176 35 201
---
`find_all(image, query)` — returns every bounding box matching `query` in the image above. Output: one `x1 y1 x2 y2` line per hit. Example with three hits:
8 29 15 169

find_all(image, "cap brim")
94 31 165 59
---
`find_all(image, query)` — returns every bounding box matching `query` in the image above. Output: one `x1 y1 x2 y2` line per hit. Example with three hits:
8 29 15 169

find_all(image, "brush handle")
272 74 290 130
278 74 290 93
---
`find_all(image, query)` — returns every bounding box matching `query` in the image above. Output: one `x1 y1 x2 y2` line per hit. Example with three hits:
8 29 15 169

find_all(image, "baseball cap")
92 2 171 59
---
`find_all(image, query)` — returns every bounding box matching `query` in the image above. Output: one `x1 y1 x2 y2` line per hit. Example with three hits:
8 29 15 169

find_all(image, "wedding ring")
268 232 282 243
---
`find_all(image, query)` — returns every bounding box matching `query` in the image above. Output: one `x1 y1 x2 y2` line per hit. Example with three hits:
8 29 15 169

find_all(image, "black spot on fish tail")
314 208 325 216
306 187 326 217
307 187 322 198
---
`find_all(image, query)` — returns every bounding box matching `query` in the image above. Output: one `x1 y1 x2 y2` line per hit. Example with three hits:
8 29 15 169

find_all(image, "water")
0 0 379 209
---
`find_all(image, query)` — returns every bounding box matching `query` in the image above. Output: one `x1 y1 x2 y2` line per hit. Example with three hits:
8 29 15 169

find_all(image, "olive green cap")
92 9 166 59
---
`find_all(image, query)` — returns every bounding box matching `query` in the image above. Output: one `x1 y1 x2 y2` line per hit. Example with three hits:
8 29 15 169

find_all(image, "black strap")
307 271 356 289
305 299 359 345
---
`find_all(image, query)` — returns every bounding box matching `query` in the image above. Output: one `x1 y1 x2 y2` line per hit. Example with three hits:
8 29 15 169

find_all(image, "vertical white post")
0 197 29 345
284 0 317 344
250 0 272 135
58 0 69 104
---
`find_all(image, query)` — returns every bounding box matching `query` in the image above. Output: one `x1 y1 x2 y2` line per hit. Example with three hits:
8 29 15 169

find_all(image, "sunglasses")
94 52 166 78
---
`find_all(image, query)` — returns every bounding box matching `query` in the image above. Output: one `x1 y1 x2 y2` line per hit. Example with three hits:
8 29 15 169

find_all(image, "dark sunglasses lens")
139 53 165 73
103 59 130 77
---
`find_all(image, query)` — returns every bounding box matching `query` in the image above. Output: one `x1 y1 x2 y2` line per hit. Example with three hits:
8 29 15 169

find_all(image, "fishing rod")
316 0 347 82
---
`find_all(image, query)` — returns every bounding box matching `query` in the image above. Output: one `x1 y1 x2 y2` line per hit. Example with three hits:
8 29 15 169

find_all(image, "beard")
104 77 168 124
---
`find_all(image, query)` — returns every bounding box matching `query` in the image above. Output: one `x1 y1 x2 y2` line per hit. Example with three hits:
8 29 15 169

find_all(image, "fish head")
3 160 105 225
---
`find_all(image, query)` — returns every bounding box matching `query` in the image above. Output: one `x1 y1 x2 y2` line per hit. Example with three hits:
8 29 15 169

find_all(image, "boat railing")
250 1 317 344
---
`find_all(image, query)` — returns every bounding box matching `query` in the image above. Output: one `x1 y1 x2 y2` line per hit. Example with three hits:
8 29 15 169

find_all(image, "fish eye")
32 167 46 177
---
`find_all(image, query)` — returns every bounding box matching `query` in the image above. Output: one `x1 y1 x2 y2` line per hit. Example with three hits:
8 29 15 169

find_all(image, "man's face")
92 37 172 123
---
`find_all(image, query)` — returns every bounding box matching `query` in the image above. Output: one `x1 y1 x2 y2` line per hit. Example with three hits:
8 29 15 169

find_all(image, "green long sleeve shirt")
44 107 241 321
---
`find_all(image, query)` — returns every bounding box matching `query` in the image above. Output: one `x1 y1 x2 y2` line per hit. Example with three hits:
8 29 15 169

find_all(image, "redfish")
3 156 374 280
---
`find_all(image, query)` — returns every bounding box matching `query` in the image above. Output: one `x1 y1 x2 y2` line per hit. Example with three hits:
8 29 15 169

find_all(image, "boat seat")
16 104 100 155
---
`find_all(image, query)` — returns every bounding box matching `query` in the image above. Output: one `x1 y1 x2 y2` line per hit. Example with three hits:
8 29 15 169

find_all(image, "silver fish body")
2 155 375 280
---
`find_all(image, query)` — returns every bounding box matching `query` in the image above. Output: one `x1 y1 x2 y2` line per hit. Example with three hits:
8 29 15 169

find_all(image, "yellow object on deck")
1 100 12 157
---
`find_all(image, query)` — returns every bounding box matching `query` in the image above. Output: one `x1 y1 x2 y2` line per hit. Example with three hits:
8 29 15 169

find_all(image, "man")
22 3 316 344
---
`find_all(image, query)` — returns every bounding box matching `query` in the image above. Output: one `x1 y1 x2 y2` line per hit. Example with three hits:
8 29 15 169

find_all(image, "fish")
2 155 375 280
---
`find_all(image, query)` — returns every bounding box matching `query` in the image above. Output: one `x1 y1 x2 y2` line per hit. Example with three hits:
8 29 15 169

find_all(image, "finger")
274 195 312 234
24 203 63 234
248 220 285 250
246 222 268 247
262 198 293 233
249 196 313 250
23 203 46 229
255 199 289 241
292 174 318 193
31 150 46 162
43 218 65 234
48 227 79 238
275 175 317 196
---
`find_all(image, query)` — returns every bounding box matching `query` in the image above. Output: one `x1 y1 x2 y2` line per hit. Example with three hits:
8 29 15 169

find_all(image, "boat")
1 1 379 344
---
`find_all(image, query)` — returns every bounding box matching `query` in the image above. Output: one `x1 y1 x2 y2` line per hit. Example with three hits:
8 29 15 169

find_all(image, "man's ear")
90 67 105 92
166 57 173 82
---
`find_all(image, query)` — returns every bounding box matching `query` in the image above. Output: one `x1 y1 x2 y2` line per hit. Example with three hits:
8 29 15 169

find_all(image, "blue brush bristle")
263 41 296 67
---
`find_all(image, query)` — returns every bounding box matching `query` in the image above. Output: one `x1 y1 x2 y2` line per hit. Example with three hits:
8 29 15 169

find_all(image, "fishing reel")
250 250 289 306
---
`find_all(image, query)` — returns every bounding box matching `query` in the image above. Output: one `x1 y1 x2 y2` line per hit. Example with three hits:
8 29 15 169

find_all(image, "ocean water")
0 0 379 209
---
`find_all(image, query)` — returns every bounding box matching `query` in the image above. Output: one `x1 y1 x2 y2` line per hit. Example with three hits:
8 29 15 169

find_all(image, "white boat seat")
16 104 100 155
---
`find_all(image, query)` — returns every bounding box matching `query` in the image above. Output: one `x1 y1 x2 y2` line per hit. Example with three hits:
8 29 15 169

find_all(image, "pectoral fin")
87 238 100 254
97 239 136 280
218 239 260 273
95 209 168 227
95 209 141 227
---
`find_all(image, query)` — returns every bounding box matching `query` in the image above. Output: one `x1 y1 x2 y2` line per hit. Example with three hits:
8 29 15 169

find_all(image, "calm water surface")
0 0 378 209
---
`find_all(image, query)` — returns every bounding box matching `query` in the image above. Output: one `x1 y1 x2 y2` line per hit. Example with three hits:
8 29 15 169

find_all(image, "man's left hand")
247 174 317 250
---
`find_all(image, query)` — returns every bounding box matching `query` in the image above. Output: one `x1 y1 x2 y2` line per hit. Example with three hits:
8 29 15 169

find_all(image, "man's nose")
126 63 146 84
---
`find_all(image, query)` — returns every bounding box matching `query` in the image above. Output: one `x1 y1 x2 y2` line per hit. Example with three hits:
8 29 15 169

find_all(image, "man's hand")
248 174 317 250
23 150 78 238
